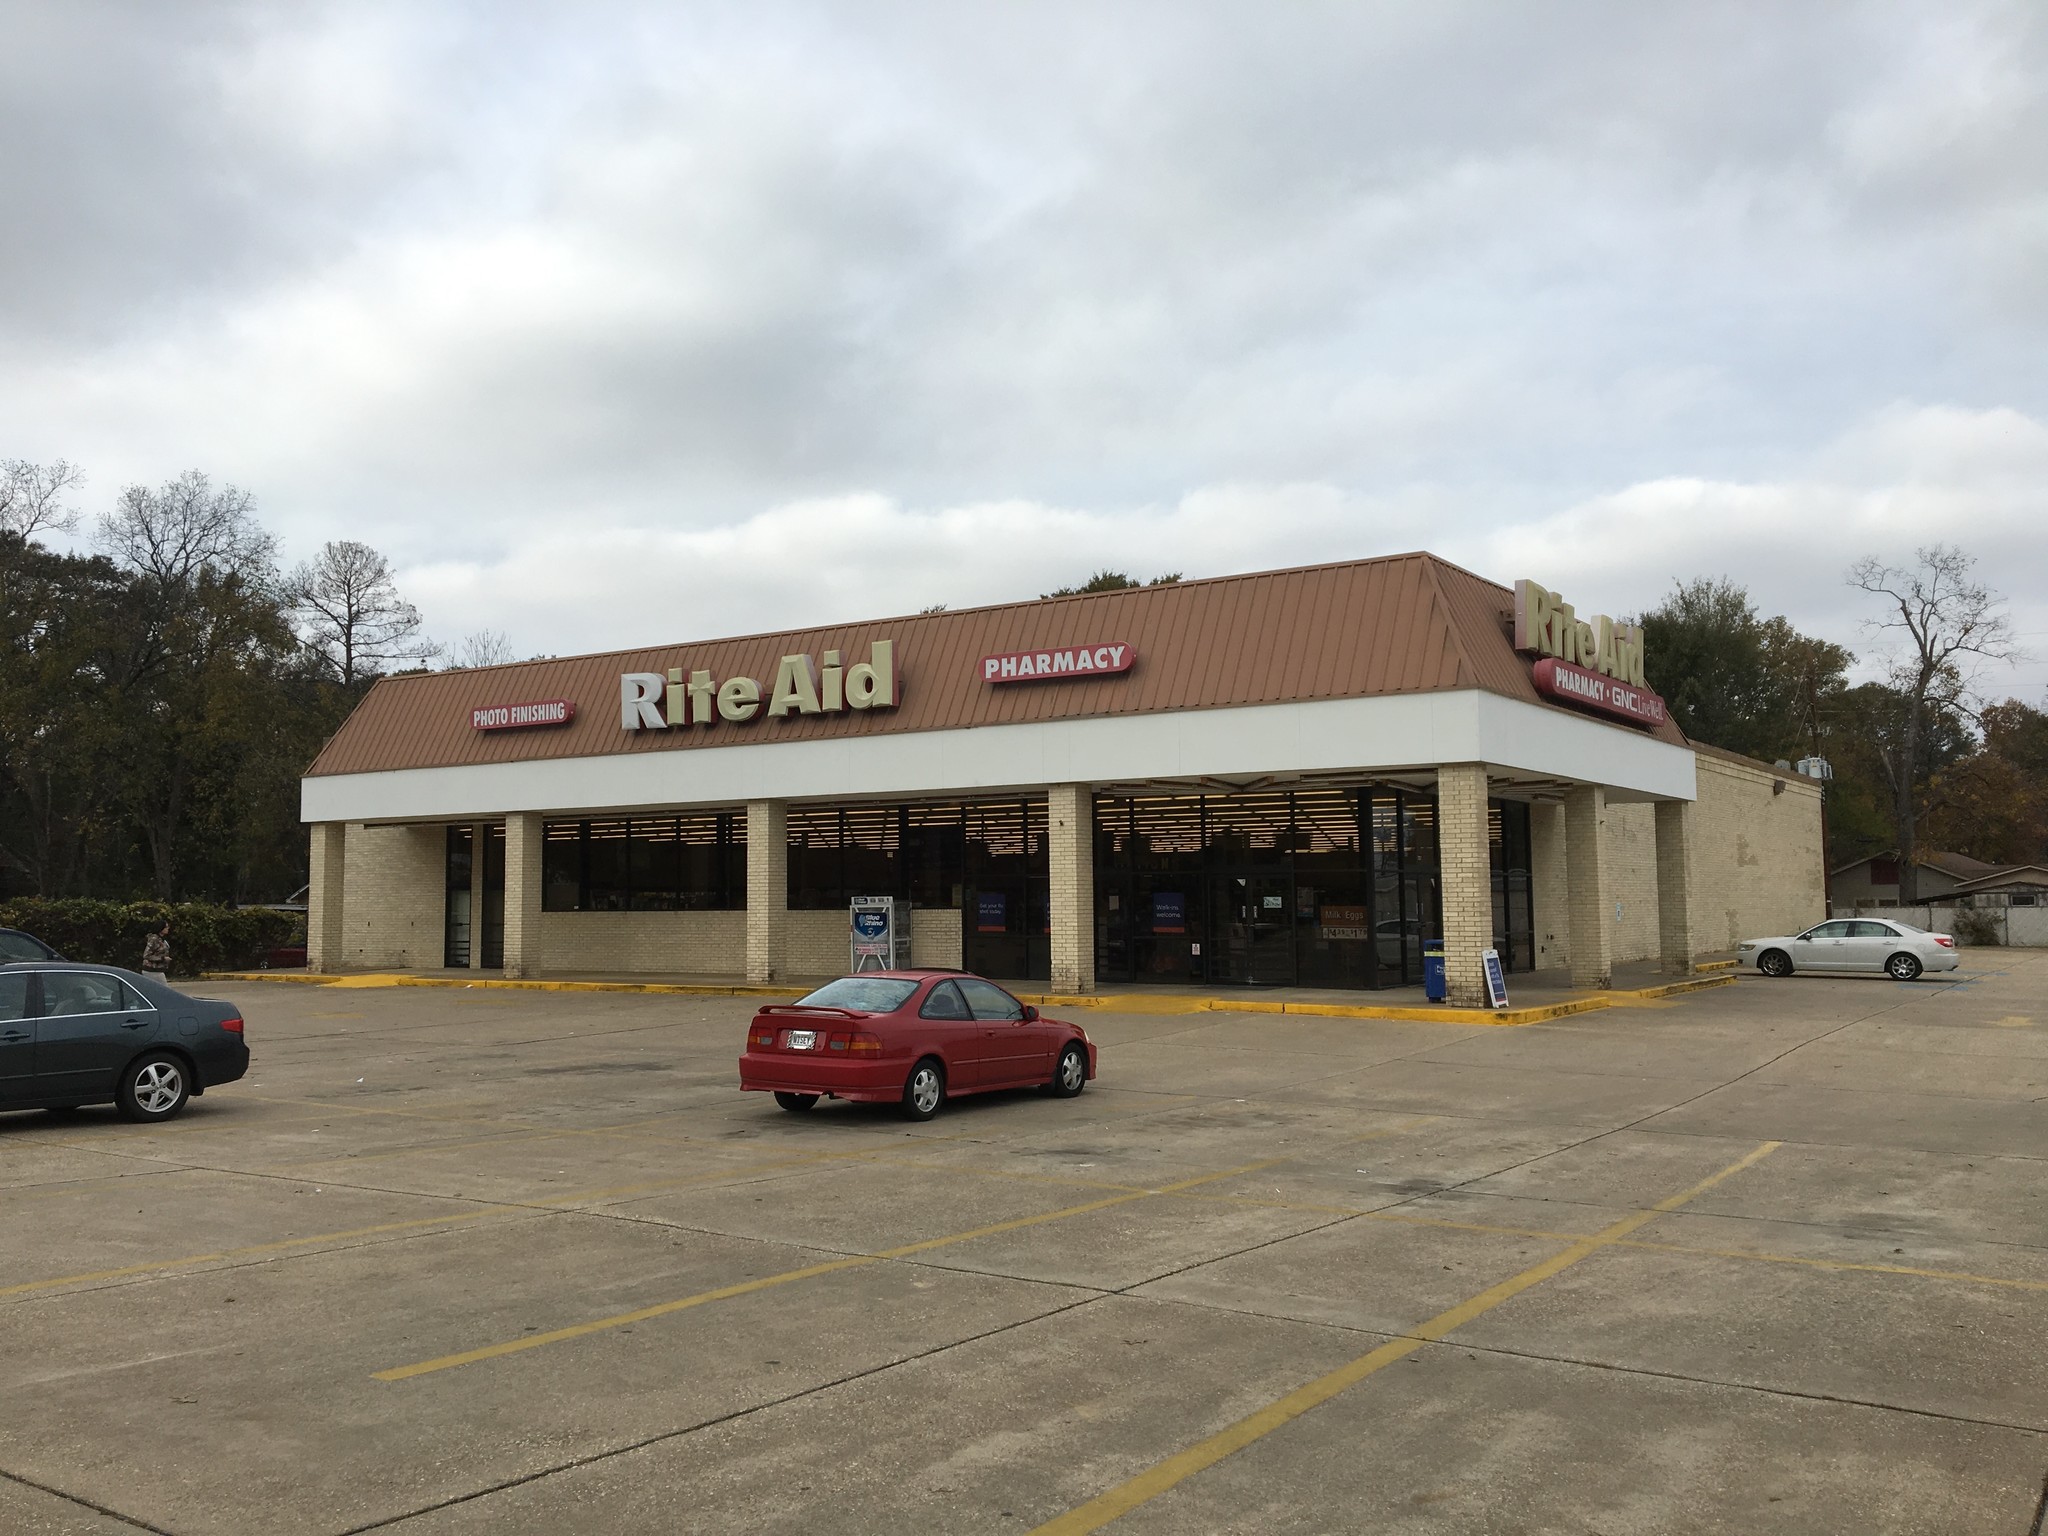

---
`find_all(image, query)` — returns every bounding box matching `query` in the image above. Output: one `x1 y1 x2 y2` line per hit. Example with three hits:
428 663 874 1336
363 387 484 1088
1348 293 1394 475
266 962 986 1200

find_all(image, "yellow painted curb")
205 971 807 1000
1693 958 1739 973
205 969 1736 1025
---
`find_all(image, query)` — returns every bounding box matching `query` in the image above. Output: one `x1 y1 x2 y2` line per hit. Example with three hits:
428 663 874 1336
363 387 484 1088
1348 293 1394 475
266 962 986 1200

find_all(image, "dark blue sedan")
0 963 249 1122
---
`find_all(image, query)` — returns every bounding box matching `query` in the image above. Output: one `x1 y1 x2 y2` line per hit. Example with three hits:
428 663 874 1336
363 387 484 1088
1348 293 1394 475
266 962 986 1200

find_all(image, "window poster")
1152 891 1186 934
976 891 1007 933
1319 905 1369 941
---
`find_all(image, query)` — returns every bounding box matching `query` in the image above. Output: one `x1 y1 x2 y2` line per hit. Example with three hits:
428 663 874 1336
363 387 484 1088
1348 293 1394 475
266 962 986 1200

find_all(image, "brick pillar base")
502 813 543 979
1656 799 1698 975
469 822 489 970
1437 764 1492 1006
307 822 347 973
1530 801 1569 972
1048 784 1095 993
1565 785 1611 989
746 800 789 983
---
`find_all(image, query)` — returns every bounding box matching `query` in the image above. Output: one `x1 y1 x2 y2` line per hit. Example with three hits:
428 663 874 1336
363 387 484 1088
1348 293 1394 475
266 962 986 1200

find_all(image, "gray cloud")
4 1 2044 693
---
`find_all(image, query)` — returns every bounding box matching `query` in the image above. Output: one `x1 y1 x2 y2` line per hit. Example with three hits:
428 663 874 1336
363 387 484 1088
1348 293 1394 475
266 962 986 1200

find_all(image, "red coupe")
738 969 1096 1121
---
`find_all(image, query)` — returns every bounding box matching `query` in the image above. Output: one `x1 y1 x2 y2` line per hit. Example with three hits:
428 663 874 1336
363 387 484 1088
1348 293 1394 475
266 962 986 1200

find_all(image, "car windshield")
794 977 919 1012
1888 919 1925 933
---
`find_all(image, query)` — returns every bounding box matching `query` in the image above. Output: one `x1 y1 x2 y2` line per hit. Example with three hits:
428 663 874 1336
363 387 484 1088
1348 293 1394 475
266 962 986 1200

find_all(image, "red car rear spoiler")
753 1004 865 1020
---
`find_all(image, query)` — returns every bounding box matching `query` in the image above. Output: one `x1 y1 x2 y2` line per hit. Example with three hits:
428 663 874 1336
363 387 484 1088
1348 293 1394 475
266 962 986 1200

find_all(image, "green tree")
1848 546 2021 901
1635 579 1851 762
1042 570 1182 598
1924 699 2048 867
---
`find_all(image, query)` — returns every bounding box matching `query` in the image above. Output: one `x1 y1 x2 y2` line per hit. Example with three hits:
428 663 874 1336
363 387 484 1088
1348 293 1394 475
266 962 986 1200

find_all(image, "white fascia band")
301 690 1697 824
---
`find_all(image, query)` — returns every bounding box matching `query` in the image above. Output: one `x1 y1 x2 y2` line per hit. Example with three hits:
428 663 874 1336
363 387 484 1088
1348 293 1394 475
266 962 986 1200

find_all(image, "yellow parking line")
0 1210 506 1299
1616 1236 2048 1294
0 1151 851 1301
1154 1192 2048 1299
1028 1141 1781 1535
373 1156 1295 1382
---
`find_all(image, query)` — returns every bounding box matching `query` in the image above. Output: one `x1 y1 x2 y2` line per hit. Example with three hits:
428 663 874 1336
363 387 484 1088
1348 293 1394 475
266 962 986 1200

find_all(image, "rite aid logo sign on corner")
981 642 1135 683
1513 579 1667 729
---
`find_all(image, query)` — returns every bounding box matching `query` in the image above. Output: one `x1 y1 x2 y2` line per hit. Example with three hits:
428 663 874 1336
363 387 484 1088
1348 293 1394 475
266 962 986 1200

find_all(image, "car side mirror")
1021 1005 1038 1022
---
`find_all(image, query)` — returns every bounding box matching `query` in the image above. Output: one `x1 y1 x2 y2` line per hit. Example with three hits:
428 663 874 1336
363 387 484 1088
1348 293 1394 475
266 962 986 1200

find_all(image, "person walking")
141 923 171 982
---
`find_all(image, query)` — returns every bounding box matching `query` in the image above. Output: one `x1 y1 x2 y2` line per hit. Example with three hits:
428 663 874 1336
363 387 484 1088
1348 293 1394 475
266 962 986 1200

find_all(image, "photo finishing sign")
471 699 576 732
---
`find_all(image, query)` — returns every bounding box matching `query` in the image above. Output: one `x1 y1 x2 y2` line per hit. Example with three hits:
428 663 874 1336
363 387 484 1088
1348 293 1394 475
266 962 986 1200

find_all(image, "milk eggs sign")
620 640 896 730
1513 580 1667 729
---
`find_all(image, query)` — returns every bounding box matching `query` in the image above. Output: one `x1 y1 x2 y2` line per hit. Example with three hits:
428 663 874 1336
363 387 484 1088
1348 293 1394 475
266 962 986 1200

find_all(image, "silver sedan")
1739 917 1960 982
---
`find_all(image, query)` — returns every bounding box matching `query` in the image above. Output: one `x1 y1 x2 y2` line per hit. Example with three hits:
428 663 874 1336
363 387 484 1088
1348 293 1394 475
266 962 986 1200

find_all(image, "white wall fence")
1832 904 2048 948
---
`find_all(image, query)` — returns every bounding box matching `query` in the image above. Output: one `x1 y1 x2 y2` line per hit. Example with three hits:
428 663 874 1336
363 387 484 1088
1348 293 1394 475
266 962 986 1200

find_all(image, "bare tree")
0 459 85 541
443 629 516 669
1848 544 2022 902
99 469 276 584
289 539 438 684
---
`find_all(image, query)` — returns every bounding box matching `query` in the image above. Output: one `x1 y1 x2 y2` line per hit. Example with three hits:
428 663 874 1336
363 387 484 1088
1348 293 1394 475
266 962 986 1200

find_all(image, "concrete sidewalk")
207 956 1738 1027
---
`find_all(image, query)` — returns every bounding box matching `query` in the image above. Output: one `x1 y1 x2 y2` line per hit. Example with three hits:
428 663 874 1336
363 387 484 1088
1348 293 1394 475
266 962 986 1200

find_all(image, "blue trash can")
1422 940 1446 1003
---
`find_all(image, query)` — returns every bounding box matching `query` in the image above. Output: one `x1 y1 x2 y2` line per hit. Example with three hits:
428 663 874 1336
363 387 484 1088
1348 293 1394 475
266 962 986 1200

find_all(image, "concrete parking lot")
5 957 2048 1535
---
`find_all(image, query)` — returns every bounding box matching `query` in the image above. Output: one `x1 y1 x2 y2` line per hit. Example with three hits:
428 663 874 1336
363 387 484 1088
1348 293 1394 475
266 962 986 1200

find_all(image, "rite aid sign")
1513 580 1667 729
981 643 1134 683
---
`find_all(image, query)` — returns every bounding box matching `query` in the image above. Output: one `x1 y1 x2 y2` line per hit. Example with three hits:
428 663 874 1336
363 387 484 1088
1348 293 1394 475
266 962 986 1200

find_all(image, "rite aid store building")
301 553 1824 1008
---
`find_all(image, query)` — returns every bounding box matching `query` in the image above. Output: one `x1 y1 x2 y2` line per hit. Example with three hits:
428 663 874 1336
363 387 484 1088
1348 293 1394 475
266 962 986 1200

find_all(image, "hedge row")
0 899 300 977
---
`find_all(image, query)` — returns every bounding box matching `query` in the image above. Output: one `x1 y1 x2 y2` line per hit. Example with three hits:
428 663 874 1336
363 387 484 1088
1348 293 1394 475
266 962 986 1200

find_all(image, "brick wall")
1689 753 1825 949
745 800 788 983
521 905 964 978
1048 783 1095 991
537 910 747 974
1602 801 1660 964
308 822 347 972
1437 763 1492 1005
1554 756 1823 969
913 907 963 968
1564 784 1611 987
338 822 445 969
1530 802 1568 971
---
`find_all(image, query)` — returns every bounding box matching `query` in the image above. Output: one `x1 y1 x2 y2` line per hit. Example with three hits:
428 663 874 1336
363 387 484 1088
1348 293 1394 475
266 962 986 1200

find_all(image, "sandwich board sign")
1482 947 1510 1010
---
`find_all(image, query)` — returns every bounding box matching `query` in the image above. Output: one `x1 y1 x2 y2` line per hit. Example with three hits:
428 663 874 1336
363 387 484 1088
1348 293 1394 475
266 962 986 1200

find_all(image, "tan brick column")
746 800 789 983
1047 784 1096 993
307 822 347 973
1530 801 1569 971
502 812 543 979
1655 799 1698 975
469 823 489 970
1436 764 1492 1007
1564 784 1611 989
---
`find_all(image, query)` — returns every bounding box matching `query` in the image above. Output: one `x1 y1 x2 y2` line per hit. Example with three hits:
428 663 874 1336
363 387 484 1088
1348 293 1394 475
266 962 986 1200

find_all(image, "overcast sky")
6 1 2045 698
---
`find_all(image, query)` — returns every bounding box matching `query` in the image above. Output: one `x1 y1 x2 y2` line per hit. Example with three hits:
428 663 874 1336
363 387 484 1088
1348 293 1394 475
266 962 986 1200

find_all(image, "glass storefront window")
1093 786 1537 991
541 814 744 911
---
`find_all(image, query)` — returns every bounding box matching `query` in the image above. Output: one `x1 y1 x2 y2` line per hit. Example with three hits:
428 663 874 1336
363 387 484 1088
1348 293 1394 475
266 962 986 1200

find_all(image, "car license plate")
786 1030 817 1050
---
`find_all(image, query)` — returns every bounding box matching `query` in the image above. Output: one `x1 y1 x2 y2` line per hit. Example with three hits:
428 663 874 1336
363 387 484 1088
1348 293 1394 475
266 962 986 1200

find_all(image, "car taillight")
1936 936 1956 948
751 1030 774 1047
221 1016 244 1034
847 1032 882 1055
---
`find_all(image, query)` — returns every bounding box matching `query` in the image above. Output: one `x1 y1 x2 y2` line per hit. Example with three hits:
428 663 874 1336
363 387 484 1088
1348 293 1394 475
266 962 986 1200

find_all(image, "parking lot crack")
0 1466 176 1535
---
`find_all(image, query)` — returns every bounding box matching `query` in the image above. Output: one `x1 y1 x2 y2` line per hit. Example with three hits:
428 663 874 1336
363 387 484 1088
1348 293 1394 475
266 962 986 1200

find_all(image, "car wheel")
1886 952 1923 982
773 1091 819 1112
901 1057 945 1122
116 1054 190 1123
1048 1042 1088 1099
1757 949 1792 978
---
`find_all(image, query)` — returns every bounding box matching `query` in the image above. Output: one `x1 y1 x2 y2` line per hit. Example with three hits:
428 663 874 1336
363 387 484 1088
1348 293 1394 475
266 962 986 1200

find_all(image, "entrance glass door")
1210 873 1295 986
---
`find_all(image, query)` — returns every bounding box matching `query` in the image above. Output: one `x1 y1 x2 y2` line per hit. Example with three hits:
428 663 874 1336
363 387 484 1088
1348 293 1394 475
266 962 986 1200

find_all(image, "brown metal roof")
306 551 1689 778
